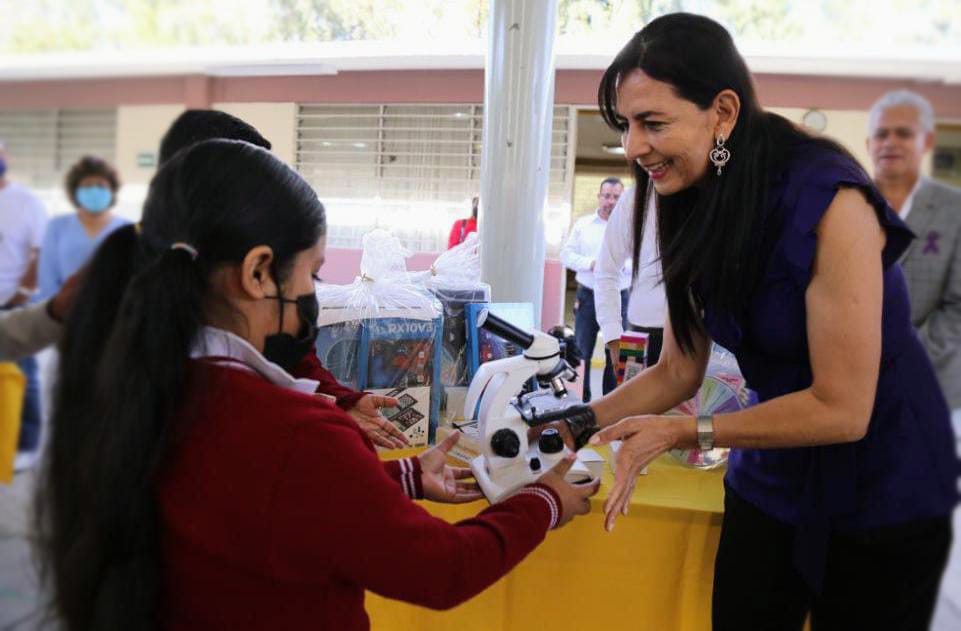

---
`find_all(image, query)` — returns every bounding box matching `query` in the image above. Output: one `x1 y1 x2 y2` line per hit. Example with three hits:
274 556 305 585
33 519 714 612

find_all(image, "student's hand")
534 455 601 529
347 395 410 449
417 432 483 504
589 415 683 532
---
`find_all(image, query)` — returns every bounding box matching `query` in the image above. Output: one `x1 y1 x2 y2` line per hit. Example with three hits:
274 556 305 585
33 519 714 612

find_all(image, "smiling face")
867 105 933 182
617 69 736 196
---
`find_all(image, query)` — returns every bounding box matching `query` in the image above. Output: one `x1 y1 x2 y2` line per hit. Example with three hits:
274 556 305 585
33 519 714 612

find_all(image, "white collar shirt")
190 326 321 396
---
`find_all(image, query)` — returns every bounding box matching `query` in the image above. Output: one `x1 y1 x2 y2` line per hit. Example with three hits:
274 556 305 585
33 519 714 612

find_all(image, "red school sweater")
290 352 367 411
158 361 558 630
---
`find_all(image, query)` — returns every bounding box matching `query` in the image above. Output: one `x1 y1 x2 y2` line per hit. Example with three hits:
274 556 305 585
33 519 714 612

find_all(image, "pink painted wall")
323 247 566 330
0 76 196 108
2 69 960 117
211 70 485 104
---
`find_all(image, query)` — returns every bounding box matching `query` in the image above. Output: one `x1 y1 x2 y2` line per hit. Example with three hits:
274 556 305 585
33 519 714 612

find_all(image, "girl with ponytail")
36 139 596 630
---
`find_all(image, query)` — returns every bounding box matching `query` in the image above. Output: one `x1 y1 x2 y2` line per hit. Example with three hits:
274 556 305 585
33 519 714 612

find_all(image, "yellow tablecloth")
0 362 25 483
368 448 725 631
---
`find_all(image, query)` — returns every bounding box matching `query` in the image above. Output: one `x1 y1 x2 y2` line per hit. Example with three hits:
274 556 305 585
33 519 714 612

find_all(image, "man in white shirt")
595 186 667 370
560 177 629 401
0 141 49 469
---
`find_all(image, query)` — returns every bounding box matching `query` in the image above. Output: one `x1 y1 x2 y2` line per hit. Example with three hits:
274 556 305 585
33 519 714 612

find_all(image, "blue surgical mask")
75 185 113 213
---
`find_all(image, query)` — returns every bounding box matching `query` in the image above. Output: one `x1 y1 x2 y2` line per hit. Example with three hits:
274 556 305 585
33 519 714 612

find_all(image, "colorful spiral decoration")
666 372 757 469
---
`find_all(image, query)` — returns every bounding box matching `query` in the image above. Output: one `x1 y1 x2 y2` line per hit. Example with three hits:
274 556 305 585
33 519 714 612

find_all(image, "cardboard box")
315 308 443 446
375 386 432 447
435 422 482 466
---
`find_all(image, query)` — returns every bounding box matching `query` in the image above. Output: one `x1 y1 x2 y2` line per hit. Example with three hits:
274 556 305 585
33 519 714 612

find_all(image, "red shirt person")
448 196 479 249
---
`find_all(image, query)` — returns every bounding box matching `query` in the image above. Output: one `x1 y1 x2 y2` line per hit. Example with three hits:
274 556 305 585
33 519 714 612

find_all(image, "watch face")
802 109 828 133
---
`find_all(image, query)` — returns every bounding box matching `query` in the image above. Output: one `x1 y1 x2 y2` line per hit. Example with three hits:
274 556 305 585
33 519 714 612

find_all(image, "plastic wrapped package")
314 230 443 445
411 234 491 423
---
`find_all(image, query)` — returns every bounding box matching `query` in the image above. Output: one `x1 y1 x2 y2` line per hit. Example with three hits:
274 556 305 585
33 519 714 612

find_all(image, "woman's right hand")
534 455 601 529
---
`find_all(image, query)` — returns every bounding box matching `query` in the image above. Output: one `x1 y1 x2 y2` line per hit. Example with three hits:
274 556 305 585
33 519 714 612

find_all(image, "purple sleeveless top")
695 143 960 589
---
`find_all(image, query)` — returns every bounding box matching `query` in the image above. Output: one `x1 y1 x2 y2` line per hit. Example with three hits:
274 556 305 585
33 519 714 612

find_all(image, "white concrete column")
479 0 557 327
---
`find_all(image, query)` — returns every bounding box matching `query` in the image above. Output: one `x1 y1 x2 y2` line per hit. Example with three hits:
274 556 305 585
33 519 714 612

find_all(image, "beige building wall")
113 104 184 220
115 104 185 185
771 107 932 176
213 102 298 165
111 103 296 221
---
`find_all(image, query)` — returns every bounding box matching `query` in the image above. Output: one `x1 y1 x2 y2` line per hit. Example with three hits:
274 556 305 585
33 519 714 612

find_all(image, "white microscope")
463 309 594 503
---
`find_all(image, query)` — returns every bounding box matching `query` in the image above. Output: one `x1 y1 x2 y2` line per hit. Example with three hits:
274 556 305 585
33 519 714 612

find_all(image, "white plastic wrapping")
313 229 442 445
316 230 439 326
411 234 492 424
413 233 489 293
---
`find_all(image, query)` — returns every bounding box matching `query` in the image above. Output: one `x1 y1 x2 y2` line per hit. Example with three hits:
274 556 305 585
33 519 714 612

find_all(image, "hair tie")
170 242 199 261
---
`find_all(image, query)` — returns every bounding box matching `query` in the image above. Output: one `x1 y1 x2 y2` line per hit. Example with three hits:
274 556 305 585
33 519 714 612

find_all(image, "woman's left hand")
417 432 484 504
588 415 683 532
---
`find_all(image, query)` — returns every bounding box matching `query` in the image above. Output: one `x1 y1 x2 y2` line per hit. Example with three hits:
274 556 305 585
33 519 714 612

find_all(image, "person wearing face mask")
534 13 959 630
34 139 599 630
64 110 409 450
37 155 128 301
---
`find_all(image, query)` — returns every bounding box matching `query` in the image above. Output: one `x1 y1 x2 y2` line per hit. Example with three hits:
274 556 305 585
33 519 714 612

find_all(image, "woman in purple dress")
540 13 959 631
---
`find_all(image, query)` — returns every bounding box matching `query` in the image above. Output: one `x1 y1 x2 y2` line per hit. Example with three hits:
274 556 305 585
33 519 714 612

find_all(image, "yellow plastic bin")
0 362 25 483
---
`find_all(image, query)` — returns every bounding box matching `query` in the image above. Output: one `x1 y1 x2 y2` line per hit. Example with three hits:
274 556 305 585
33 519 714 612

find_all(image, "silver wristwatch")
696 414 715 451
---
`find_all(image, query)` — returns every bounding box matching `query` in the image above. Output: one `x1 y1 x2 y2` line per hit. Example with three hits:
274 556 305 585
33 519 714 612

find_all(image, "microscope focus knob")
490 428 521 458
538 428 564 454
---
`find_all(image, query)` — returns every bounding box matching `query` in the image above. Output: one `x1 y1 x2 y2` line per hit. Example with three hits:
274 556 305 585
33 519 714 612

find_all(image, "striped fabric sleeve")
395 457 424 500
512 483 561 530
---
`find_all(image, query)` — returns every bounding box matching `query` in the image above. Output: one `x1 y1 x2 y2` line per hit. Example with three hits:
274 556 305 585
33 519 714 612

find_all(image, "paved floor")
0 468 49 630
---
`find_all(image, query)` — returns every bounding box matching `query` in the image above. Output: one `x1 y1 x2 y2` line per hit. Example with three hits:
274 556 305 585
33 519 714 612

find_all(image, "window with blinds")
0 108 118 215
295 103 572 252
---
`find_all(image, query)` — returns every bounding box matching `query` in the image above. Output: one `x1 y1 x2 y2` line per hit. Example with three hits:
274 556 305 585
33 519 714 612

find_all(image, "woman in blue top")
538 13 959 631
38 156 129 300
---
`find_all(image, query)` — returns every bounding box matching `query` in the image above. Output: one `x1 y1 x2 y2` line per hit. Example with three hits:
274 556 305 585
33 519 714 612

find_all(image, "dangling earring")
710 134 731 176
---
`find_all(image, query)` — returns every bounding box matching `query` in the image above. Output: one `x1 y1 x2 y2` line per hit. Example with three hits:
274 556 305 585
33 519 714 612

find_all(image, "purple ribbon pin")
922 231 940 255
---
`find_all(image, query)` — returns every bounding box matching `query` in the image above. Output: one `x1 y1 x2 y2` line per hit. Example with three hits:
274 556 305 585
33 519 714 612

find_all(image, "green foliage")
0 0 955 55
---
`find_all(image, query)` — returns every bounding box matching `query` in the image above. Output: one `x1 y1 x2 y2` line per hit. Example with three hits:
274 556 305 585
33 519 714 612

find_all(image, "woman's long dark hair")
599 13 853 353
35 139 326 630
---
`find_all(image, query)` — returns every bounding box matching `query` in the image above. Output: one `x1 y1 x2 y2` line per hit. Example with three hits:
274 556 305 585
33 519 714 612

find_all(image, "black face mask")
263 289 320 372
